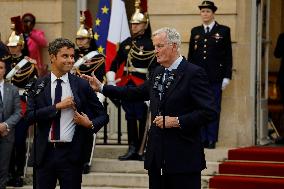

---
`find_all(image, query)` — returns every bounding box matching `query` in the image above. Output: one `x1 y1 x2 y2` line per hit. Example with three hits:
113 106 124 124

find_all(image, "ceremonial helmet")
76 10 93 39
7 16 25 47
130 0 149 27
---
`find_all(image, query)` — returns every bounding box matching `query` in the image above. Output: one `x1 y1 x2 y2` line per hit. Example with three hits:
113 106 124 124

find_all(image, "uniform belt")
48 142 71 148
124 67 148 74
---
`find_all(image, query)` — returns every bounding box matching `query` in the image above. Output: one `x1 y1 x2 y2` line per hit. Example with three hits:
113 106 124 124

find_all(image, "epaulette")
2 55 11 60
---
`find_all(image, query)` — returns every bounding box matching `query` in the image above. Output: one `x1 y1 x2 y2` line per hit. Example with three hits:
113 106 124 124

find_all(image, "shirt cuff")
3 122 9 129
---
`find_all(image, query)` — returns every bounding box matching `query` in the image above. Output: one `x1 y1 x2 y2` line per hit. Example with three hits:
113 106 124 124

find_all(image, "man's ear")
50 54 56 63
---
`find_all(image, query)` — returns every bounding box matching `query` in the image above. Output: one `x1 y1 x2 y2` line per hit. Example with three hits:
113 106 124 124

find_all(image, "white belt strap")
73 51 100 69
6 58 29 80
124 67 148 74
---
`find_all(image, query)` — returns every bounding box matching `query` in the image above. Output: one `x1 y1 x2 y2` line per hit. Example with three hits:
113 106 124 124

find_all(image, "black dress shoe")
275 136 284 144
118 151 139 161
203 140 209 148
6 177 15 186
14 177 23 187
138 154 145 161
207 141 216 149
82 164 90 174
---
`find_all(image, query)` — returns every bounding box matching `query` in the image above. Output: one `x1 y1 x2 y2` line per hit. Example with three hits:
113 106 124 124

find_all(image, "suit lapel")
199 25 205 35
44 74 52 106
210 22 219 35
3 83 11 110
160 58 186 104
68 73 80 110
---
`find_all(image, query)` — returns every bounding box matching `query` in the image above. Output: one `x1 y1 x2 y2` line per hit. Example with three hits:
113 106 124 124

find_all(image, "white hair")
152 27 181 52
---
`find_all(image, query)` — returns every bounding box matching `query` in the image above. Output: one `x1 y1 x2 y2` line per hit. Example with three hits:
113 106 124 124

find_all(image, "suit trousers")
148 158 201 189
36 143 82 189
0 135 14 189
148 169 201 189
9 118 30 178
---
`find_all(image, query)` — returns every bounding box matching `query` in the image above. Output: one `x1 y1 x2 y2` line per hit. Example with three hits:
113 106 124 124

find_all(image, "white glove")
144 100 150 107
222 78 230 90
106 71 116 86
96 92 105 105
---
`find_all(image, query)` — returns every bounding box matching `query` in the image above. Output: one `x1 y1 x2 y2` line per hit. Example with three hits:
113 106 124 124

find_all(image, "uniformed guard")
187 0 233 149
106 0 158 161
5 16 37 187
74 10 105 174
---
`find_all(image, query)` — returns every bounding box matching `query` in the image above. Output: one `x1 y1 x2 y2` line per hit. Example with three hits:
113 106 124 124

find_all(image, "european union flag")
93 0 111 55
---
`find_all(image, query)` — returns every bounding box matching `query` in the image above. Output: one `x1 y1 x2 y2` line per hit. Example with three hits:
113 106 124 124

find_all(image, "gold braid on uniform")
76 56 105 76
12 64 35 83
126 42 156 75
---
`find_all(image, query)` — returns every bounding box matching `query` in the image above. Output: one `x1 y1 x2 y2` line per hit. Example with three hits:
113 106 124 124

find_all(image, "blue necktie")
51 79 62 140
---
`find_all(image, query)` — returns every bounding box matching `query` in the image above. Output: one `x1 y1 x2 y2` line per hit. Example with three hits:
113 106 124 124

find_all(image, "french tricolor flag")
105 0 130 72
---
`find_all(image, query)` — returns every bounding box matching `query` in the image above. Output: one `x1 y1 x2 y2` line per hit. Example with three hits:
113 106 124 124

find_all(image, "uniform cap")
198 1 218 12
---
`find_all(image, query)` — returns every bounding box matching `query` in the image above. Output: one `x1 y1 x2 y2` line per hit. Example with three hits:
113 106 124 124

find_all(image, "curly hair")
48 38 75 56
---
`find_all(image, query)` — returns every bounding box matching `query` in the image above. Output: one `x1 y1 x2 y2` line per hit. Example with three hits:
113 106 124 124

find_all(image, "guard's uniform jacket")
188 22 232 83
75 47 105 82
5 55 37 89
110 33 157 86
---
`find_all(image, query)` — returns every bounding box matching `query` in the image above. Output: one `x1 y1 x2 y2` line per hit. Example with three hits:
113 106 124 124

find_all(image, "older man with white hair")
82 27 217 189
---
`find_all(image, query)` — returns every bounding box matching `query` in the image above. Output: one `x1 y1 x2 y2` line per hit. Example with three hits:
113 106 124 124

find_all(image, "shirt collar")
203 20 215 32
166 55 183 72
0 80 4 88
51 72 69 84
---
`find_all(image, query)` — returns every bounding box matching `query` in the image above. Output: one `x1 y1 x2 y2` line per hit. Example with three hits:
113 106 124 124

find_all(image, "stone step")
91 158 219 176
7 187 147 189
94 145 231 162
25 160 219 176
82 172 148 188
12 175 212 189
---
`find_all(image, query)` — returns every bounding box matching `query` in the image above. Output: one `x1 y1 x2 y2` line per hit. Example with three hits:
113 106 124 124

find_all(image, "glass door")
255 0 271 145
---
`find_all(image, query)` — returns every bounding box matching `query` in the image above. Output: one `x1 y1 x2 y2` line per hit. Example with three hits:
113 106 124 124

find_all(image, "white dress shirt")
49 73 75 142
203 20 215 33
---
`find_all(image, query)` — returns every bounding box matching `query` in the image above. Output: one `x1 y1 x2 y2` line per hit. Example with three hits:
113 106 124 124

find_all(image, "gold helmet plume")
130 0 149 27
7 16 25 47
76 10 93 39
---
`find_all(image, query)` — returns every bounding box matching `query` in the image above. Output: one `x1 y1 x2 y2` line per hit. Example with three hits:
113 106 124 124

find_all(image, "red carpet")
228 146 284 162
209 146 284 189
219 161 284 177
209 175 284 189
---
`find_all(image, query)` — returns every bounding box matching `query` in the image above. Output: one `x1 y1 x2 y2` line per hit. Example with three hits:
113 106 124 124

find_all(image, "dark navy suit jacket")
102 58 217 174
26 73 109 167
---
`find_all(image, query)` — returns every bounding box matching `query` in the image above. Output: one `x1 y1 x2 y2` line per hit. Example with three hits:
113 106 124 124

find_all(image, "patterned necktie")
162 69 171 92
164 69 171 83
51 79 62 140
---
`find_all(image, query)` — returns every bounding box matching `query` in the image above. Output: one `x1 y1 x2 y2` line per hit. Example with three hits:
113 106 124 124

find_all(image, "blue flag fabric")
93 0 111 55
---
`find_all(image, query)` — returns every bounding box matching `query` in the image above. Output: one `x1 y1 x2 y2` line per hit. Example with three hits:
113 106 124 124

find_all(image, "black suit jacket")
103 58 217 174
188 22 232 83
26 73 109 167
